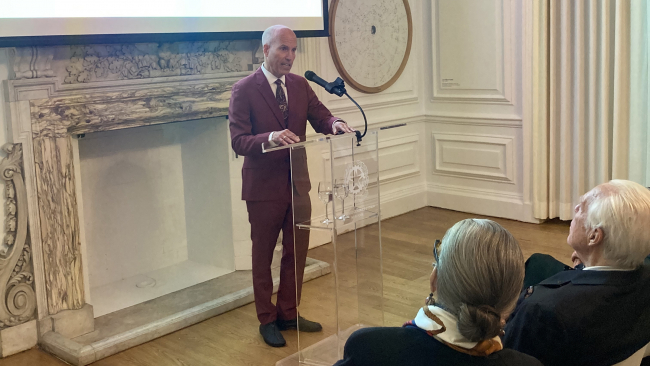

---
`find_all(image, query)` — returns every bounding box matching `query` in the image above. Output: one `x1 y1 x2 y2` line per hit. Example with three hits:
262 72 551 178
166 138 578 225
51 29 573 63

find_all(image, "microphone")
304 71 346 97
305 70 368 146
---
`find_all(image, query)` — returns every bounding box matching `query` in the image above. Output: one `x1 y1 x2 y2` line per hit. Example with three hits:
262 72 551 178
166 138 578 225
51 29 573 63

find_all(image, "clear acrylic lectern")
263 130 384 366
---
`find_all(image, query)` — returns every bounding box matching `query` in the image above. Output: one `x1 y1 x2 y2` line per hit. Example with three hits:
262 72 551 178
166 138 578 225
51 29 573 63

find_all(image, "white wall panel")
426 0 521 120
432 132 514 183
378 122 428 220
377 133 421 183
427 122 521 191
433 0 511 103
422 0 535 222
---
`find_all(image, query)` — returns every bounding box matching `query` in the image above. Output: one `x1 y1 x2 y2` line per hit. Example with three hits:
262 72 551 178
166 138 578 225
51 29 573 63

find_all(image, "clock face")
329 0 412 93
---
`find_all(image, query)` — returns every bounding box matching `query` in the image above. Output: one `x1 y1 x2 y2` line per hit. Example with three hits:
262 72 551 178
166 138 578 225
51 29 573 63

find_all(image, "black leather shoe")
276 316 322 332
259 322 286 347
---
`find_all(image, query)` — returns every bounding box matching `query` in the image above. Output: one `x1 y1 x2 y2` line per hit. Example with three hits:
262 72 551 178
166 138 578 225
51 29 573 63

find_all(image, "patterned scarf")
403 305 503 357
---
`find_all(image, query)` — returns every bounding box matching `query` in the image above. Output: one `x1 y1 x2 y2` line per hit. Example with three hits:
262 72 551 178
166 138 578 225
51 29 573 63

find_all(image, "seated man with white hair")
503 179 650 366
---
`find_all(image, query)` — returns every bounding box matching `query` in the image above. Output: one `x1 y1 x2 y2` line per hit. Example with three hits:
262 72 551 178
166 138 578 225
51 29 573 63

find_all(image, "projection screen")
0 0 328 47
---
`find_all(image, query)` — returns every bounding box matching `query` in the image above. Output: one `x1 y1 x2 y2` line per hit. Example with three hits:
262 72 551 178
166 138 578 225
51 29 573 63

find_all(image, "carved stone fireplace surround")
2 39 329 364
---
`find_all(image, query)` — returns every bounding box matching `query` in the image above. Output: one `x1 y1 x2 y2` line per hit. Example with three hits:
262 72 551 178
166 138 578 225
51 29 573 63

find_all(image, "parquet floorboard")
0 207 572 366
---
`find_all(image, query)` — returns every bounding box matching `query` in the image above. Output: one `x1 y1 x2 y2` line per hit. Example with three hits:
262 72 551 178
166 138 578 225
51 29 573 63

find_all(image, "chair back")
611 343 650 366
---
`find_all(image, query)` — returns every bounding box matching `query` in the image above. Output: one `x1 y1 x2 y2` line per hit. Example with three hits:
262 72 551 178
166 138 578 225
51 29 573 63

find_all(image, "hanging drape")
531 0 647 220
628 0 650 187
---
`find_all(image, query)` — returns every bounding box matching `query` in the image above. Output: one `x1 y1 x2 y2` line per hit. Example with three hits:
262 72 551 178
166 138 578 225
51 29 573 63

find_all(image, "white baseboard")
426 183 541 223
380 182 428 220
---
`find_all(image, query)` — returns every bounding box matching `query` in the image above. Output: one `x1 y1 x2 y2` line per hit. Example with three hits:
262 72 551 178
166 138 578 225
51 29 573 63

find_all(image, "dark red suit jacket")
229 68 338 202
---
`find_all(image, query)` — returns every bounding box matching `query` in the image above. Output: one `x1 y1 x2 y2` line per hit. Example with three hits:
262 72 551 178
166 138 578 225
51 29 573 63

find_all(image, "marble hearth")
2 39 330 364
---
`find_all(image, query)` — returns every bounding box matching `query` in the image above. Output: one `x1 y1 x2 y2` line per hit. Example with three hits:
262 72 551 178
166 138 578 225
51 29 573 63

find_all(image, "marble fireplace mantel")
1 38 323 361
9 62 247 319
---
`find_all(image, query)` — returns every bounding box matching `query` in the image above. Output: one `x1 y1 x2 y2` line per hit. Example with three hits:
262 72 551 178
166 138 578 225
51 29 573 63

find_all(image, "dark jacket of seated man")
503 265 650 366
334 326 543 366
504 181 650 366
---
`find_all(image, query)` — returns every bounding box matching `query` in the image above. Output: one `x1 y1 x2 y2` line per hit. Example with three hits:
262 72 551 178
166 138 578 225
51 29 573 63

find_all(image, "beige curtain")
628 0 649 187
532 0 634 220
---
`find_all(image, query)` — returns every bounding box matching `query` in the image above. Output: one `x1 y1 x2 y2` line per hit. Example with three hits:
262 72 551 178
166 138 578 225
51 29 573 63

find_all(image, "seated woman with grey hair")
333 219 543 366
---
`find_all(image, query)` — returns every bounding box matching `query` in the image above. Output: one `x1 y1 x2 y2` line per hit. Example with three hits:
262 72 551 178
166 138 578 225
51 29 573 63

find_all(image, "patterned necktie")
275 79 289 125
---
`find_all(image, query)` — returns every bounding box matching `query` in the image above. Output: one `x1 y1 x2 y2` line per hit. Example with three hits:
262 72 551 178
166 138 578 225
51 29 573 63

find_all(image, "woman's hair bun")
456 303 502 342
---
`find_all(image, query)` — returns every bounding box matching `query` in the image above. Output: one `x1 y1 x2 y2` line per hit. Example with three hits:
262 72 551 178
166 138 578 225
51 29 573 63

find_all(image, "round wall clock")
328 0 413 94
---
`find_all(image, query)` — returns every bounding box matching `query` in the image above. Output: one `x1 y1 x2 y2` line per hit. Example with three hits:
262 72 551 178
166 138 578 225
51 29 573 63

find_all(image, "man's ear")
588 227 604 247
263 44 270 58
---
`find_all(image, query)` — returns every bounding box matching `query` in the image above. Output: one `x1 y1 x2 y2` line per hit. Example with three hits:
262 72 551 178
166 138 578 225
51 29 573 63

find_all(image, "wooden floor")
0 207 573 366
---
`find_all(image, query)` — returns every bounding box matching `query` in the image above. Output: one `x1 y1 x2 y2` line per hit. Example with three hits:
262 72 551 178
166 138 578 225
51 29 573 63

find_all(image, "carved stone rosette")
0 144 36 329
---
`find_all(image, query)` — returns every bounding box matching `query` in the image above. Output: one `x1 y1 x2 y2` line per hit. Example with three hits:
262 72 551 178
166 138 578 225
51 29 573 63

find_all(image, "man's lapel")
286 75 300 132
255 68 285 130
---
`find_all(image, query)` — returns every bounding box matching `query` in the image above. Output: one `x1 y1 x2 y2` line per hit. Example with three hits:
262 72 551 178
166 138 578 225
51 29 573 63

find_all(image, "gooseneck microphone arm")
305 70 367 146
343 92 367 146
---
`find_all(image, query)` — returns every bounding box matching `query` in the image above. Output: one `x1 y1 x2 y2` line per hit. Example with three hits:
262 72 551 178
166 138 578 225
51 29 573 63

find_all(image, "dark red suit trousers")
246 193 311 325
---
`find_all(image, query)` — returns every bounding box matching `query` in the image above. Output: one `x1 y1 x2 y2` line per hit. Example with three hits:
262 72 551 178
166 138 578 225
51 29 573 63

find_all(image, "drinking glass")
318 181 333 224
334 179 349 220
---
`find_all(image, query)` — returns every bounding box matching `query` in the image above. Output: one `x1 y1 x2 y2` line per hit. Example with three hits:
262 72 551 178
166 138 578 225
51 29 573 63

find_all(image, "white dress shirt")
583 265 635 271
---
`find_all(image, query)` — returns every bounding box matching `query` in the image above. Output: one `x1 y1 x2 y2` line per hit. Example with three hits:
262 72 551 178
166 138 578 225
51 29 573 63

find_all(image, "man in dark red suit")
229 25 354 347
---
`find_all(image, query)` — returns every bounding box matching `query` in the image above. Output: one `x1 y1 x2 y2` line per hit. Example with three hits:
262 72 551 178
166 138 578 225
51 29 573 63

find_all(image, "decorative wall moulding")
425 114 523 127
430 93 511 104
431 132 515 184
326 92 419 114
0 144 36 330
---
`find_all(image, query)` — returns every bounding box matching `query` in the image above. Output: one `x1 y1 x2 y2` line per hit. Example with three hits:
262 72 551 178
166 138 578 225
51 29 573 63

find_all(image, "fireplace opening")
77 117 235 317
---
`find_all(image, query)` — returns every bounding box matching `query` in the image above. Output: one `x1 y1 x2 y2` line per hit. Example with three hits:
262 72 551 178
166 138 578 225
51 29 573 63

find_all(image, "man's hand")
571 251 583 267
271 129 300 146
332 120 355 134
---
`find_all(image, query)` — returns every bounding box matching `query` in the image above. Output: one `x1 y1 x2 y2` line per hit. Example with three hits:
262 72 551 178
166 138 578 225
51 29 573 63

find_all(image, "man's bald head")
577 180 650 268
261 25 297 78
262 25 295 48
